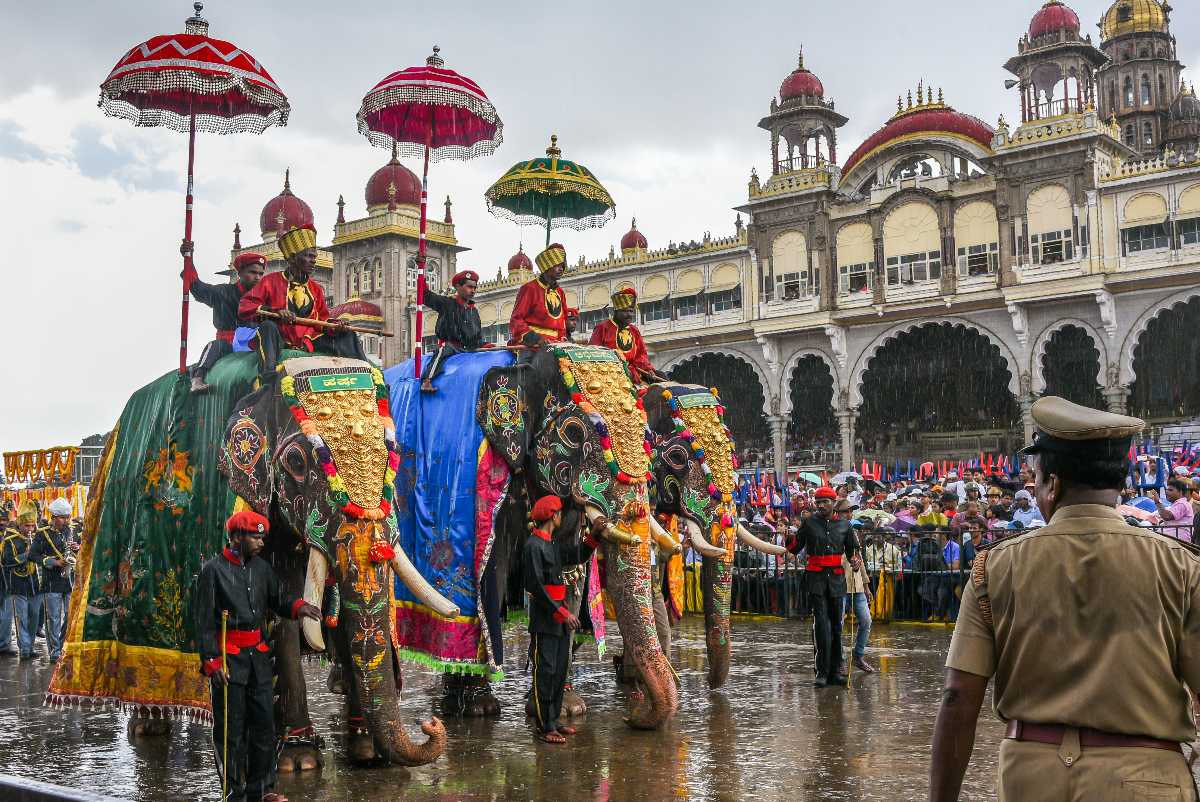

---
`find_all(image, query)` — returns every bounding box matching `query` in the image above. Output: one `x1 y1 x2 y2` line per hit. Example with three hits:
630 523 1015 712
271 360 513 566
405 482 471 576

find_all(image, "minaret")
336 195 346 225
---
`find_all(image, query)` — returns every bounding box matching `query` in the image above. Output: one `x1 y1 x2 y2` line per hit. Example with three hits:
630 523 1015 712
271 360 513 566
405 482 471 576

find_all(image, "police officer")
30 497 74 662
930 397 1199 802
787 485 856 687
195 511 320 802
522 496 597 743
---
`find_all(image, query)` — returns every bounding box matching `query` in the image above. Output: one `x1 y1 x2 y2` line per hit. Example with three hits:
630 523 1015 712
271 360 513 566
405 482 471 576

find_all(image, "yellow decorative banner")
3 447 78 483
1 484 88 520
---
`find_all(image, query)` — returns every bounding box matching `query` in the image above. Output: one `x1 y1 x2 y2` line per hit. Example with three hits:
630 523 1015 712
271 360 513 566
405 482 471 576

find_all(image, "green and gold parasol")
484 134 615 246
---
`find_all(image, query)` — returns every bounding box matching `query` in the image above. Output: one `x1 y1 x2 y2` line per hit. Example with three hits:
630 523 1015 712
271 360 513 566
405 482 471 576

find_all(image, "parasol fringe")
99 70 289 136
484 202 617 232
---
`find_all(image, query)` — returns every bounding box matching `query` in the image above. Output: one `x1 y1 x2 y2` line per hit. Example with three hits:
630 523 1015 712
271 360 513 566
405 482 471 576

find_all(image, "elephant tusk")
583 505 642 547
682 518 726 559
737 523 788 556
647 515 682 555
391 547 460 619
301 548 328 652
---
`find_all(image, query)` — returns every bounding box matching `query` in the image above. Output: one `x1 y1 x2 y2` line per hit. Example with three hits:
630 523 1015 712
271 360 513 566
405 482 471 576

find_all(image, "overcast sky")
2 1 1197 449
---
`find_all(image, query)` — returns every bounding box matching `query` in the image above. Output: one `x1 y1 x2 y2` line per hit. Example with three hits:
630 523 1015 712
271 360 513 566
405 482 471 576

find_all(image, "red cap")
233 252 267 271
452 269 479 286
814 486 837 500
566 307 580 320
226 510 270 535
530 495 562 523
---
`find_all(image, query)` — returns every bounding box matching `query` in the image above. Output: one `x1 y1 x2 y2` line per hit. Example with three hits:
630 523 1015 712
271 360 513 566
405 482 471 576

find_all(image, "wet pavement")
1 618 1005 801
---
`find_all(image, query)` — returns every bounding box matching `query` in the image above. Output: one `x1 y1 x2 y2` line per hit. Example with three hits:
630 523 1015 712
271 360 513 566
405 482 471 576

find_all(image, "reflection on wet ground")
2 618 1006 801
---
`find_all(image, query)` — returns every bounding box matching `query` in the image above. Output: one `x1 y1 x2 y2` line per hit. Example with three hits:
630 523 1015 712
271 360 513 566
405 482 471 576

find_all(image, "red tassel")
368 540 395 563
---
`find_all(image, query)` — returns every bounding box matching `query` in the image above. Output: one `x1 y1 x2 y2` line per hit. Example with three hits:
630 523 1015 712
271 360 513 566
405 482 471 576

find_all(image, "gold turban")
279 225 317 260
16 500 37 526
611 288 637 310
535 243 566 274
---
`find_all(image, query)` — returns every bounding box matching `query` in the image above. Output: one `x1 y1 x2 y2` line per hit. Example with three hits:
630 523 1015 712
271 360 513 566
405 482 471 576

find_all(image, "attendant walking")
1 502 41 660
30 498 74 661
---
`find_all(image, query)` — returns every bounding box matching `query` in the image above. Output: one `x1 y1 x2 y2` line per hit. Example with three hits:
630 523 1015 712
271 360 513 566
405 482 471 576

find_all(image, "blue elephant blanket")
386 350 514 677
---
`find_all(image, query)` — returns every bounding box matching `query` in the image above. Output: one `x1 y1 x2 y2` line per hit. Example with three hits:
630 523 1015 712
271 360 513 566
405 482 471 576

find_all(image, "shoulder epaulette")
971 549 993 629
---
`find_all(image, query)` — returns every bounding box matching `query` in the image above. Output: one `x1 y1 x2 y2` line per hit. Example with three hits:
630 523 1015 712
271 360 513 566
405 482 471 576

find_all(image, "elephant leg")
443 672 501 718
273 617 322 773
126 707 171 738
329 620 377 764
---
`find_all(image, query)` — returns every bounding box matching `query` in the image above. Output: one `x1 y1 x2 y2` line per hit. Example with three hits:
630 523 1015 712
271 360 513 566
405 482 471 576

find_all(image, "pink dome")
508 246 533 273
1029 0 1080 38
259 170 314 238
779 52 824 102
365 147 421 210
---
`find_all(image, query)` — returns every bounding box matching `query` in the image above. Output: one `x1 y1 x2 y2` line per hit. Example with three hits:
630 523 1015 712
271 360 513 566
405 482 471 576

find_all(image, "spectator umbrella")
99 2 290 374
356 46 503 377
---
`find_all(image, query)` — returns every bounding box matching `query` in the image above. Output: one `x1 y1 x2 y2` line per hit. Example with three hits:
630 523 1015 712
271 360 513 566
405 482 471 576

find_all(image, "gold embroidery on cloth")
296 385 387 509
565 356 647 478
544 287 563 319
616 328 634 353
678 406 735 493
288 281 313 312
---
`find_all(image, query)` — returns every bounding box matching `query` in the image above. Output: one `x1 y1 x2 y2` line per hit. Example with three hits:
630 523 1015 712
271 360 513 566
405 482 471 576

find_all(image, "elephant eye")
282 444 308 482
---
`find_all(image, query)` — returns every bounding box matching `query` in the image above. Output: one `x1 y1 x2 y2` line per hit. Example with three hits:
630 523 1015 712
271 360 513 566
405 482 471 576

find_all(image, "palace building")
474 0 1200 475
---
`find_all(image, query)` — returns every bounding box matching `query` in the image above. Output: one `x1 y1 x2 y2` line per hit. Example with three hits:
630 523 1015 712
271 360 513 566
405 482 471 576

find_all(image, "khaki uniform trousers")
999 737 1196 802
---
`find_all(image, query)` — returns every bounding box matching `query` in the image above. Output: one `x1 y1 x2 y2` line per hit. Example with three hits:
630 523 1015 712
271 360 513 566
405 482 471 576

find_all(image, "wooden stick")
258 308 394 338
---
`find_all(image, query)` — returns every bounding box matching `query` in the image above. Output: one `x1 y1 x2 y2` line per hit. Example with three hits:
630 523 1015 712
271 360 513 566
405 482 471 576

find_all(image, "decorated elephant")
641 382 786 688
46 352 456 771
478 343 682 729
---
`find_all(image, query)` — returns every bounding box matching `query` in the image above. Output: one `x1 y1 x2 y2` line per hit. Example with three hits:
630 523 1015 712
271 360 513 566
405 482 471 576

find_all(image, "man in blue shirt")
1010 489 1045 527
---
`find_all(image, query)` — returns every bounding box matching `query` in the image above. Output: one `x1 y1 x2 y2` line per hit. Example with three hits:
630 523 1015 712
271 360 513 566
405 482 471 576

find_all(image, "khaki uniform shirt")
946 503 1200 743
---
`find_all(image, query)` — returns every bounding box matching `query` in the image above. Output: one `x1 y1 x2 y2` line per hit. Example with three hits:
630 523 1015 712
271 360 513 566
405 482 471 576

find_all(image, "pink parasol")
356 46 502 377
99 2 290 373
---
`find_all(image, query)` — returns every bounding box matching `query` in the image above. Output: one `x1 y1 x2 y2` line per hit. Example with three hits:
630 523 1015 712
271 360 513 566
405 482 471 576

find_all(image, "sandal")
537 731 568 744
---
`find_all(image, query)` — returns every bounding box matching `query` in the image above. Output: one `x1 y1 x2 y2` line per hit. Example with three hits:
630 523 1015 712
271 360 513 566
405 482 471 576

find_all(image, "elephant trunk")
602 537 679 729
681 518 732 688
701 553 732 688
341 570 446 767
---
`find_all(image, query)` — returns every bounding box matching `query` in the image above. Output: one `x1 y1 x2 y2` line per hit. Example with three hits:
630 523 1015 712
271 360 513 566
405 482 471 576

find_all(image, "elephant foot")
276 726 324 773
326 664 347 696
561 684 588 718
126 715 171 738
442 674 500 718
346 716 378 765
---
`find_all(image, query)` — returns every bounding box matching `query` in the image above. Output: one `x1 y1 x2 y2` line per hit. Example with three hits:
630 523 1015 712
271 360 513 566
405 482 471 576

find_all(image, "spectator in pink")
1154 478 1194 542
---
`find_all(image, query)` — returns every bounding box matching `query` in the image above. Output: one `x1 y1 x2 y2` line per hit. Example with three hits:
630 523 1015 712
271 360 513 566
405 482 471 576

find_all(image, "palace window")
1125 124 1135 146
1124 76 1135 107
640 299 670 323
406 257 417 292
957 242 999 276
1030 229 1074 264
374 259 383 293
775 269 817 300
1124 223 1169 254
884 251 941 285
1179 218 1200 246
1141 75 1152 106
674 294 701 318
709 287 742 313
837 262 873 294
352 266 360 295
1143 121 1154 147
579 309 606 332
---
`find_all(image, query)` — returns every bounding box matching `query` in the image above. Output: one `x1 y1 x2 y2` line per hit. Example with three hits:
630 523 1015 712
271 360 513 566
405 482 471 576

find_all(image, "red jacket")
589 319 654 377
509 277 567 345
238 271 331 346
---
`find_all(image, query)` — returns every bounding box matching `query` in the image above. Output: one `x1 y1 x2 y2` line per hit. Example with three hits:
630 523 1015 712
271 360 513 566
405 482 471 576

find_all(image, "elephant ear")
652 433 693 514
477 366 528 474
532 406 591 499
220 387 275 515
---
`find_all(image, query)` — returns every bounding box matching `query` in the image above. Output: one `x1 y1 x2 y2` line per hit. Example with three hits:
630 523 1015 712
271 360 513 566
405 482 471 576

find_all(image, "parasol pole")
545 193 553 248
179 103 197 375
413 125 432 378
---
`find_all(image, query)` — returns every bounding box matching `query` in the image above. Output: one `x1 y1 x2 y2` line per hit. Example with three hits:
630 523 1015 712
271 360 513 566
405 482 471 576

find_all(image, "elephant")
219 356 460 768
641 382 785 688
473 343 681 729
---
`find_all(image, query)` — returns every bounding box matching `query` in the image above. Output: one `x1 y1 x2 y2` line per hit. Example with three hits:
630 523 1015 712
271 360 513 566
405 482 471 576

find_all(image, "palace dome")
365 146 421 212
508 245 533 273
1101 0 1168 41
620 218 648 252
1029 1 1080 39
779 52 824 102
259 170 314 238
1170 85 1200 121
843 101 995 177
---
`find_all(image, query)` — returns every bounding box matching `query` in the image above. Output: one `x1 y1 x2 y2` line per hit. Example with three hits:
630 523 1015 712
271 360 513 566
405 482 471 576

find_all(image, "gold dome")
1101 0 1169 41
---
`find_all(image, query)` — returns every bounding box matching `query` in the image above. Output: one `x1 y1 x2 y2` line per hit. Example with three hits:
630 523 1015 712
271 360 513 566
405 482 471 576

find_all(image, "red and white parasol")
99 2 290 373
356 46 502 376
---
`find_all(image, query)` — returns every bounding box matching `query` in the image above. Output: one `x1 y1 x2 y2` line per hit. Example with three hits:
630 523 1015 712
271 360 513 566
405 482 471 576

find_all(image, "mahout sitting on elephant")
45 352 458 771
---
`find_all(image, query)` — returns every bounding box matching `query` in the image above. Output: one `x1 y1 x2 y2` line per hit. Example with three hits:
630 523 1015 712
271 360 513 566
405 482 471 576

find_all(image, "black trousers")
529 631 569 733
808 590 844 678
256 320 367 377
191 339 233 381
210 676 275 802
421 343 465 384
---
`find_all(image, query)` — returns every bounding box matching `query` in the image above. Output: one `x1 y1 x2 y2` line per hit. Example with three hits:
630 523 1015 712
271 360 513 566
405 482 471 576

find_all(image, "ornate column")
768 415 788 479
835 390 857 472
1103 364 1131 414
